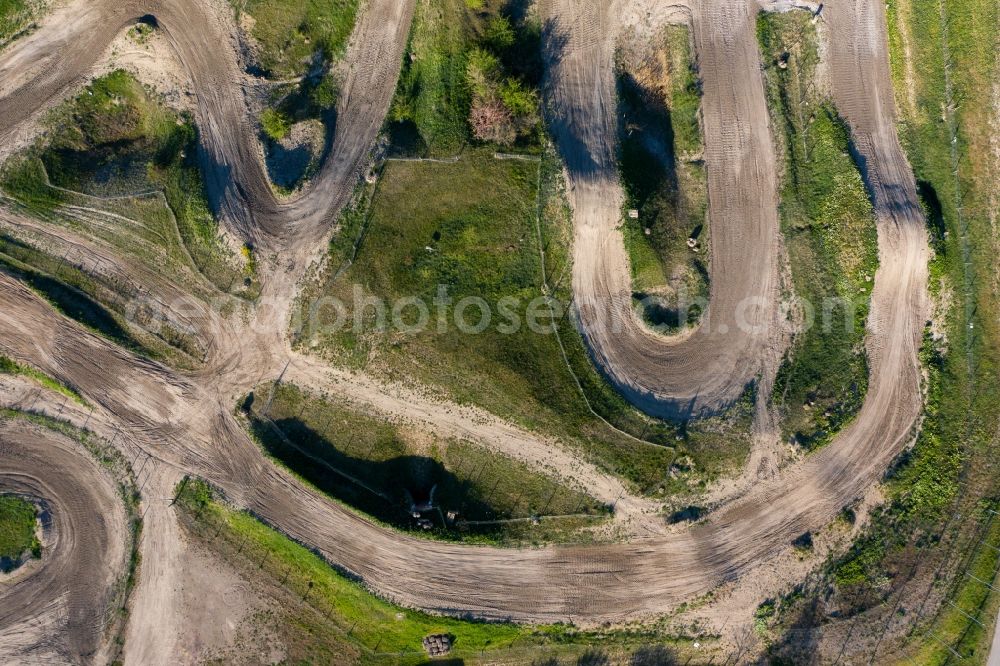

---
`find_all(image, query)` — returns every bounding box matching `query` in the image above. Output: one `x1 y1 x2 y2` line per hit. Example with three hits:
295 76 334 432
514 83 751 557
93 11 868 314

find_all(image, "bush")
484 16 515 51
261 108 291 141
464 51 538 146
309 75 338 111
469 96 515 144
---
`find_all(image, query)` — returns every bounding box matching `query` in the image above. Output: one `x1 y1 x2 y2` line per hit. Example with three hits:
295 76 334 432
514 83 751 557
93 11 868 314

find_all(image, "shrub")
465 51 538 146
469 96 515 144
466 48 501 98
309 75 338 111
484 16 515 51
260 108 291 141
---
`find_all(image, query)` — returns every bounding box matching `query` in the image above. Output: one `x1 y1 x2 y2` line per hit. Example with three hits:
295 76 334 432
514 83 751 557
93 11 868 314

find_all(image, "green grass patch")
388 0 543 155
0 353 87 406
757 11 879 450
303 150 574 433
617 25 708 332
0 494 40 569
0 0 35 44
906 509 1000 664
243 382 608 544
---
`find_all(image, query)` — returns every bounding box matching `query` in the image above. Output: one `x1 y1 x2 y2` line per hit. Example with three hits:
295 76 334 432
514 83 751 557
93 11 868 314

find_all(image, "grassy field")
0 494 40 569
297 146 752 504
243 382 609 544
617 25 709 331
387 0 543 156
757 12 879 450
175 477 699 664
0 0 35 44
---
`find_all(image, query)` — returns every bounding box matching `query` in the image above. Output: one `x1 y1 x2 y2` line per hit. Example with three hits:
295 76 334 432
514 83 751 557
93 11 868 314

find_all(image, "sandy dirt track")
0 0 414 262
0 0 931 654
543 0 787 419
0 418 130 664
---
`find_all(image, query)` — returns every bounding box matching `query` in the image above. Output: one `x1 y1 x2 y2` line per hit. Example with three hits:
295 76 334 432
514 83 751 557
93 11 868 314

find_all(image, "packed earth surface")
0 0 997 663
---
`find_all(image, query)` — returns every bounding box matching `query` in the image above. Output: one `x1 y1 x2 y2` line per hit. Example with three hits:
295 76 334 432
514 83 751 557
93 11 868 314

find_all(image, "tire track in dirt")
542 0 787 419
0 419 131 664
0 0 931 643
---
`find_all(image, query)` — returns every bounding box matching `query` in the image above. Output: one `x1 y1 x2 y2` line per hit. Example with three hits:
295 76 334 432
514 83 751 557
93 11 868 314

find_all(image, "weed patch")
236 0 359 188
239 0 359 80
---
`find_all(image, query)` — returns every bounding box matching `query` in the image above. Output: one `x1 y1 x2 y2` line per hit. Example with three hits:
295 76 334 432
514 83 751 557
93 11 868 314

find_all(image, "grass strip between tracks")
0 353 88 406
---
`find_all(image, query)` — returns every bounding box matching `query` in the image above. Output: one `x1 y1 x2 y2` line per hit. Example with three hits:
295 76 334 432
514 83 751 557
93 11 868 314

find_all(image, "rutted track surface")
0 419 130 663
544 0 787 419
0 0 930 648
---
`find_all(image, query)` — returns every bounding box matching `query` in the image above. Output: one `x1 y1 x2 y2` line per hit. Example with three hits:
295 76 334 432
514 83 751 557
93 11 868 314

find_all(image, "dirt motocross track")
0 418 131 663
0 0 929 658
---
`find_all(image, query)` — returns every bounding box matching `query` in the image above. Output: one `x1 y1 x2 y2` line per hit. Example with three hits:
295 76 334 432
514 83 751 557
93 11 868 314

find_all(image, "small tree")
469 96 515 145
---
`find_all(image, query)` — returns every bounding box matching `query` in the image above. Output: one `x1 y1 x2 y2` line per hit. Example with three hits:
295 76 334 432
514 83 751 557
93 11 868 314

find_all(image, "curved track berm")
0 419 131 663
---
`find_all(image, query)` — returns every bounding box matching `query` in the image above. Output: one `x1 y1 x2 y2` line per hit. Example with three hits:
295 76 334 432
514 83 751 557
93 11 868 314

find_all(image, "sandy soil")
0 0 932 662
